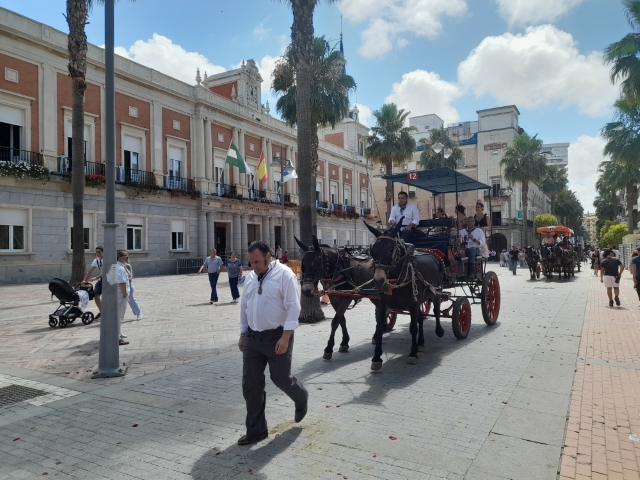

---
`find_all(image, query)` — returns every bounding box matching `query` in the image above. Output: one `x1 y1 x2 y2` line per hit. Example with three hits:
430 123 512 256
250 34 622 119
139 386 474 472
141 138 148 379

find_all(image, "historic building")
583 212 597 243
372 105 555 250
0 7 375 284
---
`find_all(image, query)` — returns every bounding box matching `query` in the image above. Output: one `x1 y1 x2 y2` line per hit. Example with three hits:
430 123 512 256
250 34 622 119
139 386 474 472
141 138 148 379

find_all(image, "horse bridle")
373 236 407 272
301 249 330 285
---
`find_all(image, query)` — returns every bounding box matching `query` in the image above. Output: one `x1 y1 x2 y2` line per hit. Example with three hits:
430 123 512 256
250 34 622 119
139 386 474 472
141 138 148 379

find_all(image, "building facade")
372 105 553 251
583 212 597 243
541 143 569 168
0 8 375 284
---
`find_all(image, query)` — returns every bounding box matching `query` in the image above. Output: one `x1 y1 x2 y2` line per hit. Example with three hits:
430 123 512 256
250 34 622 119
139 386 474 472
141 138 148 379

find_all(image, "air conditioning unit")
408 191 416 198
402 164 408 171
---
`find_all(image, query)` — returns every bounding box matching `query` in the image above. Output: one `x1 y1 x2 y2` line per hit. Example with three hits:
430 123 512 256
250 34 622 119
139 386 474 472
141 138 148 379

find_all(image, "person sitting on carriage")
459 216 486 278
389 191 420 242
541 233 555 258
474 200 492 235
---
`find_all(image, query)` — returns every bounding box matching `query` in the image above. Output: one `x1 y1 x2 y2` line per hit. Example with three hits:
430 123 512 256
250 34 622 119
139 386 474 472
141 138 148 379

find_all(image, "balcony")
116 167 156 186
248 188 267 200
57 157 105 176
316 200 328 209
0 147 44 166
345 205 357 214
164 174 195 192
213 183 237 197
330 203 343 211
361 208 371 216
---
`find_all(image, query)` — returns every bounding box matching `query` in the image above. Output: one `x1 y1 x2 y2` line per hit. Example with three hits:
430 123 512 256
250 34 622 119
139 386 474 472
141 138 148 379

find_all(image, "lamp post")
431 138 453 210
500 186 514 247
271 153 294 251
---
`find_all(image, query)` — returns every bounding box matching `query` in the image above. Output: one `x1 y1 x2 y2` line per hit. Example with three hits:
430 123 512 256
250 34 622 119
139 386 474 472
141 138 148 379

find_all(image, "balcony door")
215 166 225 196
123 135 141 183
344 185 351 207
0 104 23 162
168 145 183 190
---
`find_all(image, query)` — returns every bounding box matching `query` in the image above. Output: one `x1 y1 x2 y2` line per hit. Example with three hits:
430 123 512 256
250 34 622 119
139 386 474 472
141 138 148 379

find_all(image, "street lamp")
271 154 294 252
500 186 514 247
431 140 453 209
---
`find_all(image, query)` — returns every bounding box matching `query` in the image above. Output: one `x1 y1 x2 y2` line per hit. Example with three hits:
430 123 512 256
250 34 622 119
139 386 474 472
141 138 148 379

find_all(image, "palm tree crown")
418 127 464 170
603 0 640 101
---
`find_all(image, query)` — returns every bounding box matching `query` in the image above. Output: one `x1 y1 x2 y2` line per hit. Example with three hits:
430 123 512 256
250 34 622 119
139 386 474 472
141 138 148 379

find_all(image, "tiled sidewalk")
560 272 640 480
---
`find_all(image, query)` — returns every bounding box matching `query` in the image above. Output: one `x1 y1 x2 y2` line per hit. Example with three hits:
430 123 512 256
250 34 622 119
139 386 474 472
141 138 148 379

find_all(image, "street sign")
517 210 523 219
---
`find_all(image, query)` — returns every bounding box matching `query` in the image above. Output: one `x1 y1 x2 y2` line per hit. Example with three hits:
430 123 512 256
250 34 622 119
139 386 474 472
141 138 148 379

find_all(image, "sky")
3 0 630 212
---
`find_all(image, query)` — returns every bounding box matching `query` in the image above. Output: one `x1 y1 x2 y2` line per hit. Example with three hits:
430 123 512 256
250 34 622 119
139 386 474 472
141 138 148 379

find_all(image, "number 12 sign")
407 172 418 181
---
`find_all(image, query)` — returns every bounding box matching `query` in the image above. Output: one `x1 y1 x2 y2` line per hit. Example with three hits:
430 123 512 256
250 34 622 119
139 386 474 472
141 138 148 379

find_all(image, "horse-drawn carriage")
536 226 579 280
296 167 501 371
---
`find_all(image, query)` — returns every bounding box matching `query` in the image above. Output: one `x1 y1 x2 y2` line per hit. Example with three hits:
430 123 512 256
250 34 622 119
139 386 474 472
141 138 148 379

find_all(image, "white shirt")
91 257 103 275
459 227 486 249
542 237 554 245
240 260 301 334
116 262 131 295
389 202 420 230
613 249 620 258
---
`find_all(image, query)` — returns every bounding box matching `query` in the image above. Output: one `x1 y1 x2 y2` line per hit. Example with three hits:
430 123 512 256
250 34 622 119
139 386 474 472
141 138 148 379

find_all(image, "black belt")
246 326 283 339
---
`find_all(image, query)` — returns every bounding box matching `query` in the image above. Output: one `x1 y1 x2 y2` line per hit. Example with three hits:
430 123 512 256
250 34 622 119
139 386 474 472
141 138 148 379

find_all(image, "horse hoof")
323 352 333 360
436 327 445 338
417 345 425 352
338 346 349 353
371 337 377 345
407 356 419 365
371 362 382 371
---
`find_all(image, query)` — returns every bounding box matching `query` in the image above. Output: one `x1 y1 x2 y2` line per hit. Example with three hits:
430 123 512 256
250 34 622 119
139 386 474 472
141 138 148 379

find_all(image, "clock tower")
202 59 263 113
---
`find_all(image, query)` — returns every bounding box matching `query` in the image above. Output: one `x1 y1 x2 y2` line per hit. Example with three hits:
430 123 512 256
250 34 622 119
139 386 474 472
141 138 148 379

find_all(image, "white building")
542 143 569 168
408 114 444 143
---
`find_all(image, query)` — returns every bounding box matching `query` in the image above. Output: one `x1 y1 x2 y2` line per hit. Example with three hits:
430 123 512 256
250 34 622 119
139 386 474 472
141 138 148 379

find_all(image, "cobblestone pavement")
0 263 593 479
559 270 640 480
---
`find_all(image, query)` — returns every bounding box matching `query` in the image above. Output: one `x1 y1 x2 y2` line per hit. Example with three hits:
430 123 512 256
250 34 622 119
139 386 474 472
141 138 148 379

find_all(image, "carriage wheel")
48 316 58 328
452 298 471 340
81 312 94 325
421 301 431 316
385 312 397 332
481 271 500 325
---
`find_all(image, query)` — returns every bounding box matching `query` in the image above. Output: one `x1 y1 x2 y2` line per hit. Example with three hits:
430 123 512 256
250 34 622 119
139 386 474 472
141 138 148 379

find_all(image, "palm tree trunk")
310 127 319 238
627 183 638 233
521 181 529 247
385 160 393 224
67 0 88 284
291 0 323 323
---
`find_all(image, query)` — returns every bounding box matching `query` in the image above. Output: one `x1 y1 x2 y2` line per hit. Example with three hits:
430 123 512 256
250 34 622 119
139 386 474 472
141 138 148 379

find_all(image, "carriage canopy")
536 226 574 235
382 167 491 195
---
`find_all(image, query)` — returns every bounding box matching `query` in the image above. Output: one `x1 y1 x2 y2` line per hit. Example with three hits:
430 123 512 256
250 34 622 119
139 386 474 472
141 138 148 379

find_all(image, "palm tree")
418 127 463 169
554 189 584 230
279 0 336 323
603 0 640 102
500 132 548 246
365 104 417 221
272 35 356 237
601 96 640 231
541 165 568 214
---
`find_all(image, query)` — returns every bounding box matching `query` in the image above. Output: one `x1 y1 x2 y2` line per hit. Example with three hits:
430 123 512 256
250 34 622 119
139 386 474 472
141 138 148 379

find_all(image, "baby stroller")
48 278 95 328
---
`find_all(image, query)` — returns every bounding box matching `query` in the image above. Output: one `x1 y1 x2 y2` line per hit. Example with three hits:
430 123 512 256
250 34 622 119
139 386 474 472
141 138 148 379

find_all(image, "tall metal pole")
93 0 126 378
281 155 285 251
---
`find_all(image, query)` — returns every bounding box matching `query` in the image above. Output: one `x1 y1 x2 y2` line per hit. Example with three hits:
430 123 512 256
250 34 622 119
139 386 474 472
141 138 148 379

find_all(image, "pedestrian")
237 241 308 446
503 249 510 267
275 244 282 260
500 249 506 267
225 251 243 303
611 245 621 258
198 248 224 304
116 250 130 345
592 248 601 276
518 249 525 268
124 254 142 320
601 249 625 307
83 246 103 320
630 248 640 305
509 245 519 275
280 249 289 265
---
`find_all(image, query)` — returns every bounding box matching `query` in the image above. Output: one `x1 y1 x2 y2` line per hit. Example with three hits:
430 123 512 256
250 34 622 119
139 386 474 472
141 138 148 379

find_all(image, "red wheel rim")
486 276 500 321
459 302 471 334
386 312 397 329
421 301 431 316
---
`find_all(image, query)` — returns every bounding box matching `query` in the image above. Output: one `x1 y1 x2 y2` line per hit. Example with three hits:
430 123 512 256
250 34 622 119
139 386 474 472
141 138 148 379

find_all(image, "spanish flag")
256 151 268 183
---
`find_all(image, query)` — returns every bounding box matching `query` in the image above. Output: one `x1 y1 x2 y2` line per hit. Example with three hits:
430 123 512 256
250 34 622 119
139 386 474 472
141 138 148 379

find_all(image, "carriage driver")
389 191 420 241
459 216 486 278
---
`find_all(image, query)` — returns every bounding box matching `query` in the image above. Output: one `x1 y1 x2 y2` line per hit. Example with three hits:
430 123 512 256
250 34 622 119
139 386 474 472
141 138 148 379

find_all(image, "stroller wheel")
81 312 94 325
59 318 68 328
48 316 58 328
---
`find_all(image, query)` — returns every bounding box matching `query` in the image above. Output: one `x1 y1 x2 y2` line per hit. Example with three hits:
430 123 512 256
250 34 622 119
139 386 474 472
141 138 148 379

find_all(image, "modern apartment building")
542 143 569 168
0 8 375 284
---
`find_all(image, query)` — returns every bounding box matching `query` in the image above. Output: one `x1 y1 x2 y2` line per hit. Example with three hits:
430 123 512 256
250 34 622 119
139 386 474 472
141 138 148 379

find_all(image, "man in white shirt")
116 250 130 346
459 216 486 277
611 246 620 258
389 191 420 241
237 241 308 445
83 246 104 319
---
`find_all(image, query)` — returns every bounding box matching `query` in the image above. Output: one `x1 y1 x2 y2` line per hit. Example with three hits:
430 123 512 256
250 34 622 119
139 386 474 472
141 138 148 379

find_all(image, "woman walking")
592 248 601 276
225 251 243 303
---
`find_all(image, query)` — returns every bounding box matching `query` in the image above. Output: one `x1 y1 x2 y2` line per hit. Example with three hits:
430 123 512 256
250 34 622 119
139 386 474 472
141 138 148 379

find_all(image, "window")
0 218 24 250
492 211 502 226
491 180 501 198
408 191 416 199
171 219 185 250
457 153 466 168
344 186 351 206
127 218 143 251
70 227 90 251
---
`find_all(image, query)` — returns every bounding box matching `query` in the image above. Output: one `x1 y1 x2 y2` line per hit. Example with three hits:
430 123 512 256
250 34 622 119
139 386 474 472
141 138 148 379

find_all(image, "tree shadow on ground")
190 426 301 479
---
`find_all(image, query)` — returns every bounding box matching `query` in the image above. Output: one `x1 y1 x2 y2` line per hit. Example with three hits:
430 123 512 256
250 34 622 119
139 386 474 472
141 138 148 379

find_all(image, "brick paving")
559 271 640 480
0 264 599 479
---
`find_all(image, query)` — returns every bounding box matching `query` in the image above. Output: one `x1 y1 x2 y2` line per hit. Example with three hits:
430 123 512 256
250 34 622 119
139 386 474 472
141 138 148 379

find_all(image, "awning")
382 167 491 195
536 226 574 235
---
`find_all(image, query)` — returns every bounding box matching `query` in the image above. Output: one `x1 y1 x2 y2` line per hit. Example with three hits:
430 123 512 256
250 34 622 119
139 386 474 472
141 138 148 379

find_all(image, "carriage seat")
410 234 449 255
418 218 455 228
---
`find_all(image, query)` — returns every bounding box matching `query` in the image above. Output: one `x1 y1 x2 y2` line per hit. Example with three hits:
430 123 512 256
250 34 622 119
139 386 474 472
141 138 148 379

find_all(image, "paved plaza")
0 264 638 479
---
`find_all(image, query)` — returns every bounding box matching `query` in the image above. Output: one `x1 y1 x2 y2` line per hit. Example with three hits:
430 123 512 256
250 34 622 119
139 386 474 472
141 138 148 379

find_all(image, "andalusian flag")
256 151 268 183
225 141 251 174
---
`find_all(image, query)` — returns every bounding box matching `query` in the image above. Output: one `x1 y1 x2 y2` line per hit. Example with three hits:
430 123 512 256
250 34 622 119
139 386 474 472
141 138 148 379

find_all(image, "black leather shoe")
295 402 308 423
237 431 268 446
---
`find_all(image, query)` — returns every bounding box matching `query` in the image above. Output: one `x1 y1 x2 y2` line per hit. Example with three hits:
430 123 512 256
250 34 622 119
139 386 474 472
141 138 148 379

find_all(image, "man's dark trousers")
242 327 308 436
208 272 219 302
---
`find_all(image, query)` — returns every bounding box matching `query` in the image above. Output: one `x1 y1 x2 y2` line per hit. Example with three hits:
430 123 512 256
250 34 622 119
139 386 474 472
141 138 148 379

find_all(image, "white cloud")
253 21 272 41
385 70 462 124
458 25 617 117
568 134 606 212
495 0 585 26
339 0 467 59
256 53 281 110
354 103 373 127
114 34 225 84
